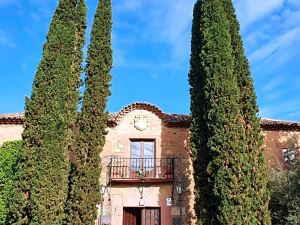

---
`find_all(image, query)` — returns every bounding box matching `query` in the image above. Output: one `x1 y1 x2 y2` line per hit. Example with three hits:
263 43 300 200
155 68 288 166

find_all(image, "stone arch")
109 102 167 127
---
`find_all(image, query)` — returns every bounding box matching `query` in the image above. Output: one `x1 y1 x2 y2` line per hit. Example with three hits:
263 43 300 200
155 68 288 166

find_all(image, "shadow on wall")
160 123 197 225
264 131 300 170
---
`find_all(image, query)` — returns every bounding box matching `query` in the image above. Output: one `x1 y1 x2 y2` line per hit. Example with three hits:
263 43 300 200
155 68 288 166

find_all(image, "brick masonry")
1 103 300 225
100 109 197 225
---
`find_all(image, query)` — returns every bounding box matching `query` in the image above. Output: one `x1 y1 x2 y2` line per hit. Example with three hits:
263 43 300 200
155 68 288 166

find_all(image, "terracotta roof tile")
260 118 300 131
0 112 24 124
0 103 299 130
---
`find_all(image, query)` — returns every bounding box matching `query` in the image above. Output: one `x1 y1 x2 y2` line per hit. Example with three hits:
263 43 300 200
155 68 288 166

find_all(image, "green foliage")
65 0 112 224
0 141 21 225
222 0 271 223
64 1 87 224
189 1 210 222
9 1 82 224
189 0 270 224
269 164 300 225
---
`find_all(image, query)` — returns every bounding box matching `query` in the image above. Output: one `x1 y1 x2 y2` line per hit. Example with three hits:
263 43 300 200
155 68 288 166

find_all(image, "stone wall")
100 109 197 225
1 109 300 225
0 124 23 145
2 116 299 171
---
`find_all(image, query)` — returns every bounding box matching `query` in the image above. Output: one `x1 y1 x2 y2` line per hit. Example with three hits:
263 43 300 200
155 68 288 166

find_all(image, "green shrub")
0 141 21 225
269 164 300 225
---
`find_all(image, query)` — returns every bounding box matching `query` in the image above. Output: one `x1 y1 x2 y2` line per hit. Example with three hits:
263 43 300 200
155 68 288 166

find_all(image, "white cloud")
261 76 283 92
147 0 194 67
259 100 300 119
245 30 271 49
0 30 15 48
287 0 300 8
28 0 56 20
235 0 284 28
263 91 284 101
113 0 194 71
115 0 143 12
156 0 194 42
0 0 17 7
288 111 300 118
281 9 300 29
21 62 28 69
249 27 300 63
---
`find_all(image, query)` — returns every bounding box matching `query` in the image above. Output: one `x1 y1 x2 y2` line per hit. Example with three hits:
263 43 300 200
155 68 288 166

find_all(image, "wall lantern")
138 186 144 199
176 184 184 195
100 185 110 201
100 186 107 195
99 185 111 225
176 184 184 225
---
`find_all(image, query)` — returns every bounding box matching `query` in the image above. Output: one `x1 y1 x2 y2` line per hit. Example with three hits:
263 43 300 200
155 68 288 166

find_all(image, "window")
131 140 155 158
130 140 155 173
282 148 296 163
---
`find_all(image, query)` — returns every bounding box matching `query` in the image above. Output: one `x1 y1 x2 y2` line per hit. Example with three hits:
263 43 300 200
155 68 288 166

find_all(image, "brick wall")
263 130 300 169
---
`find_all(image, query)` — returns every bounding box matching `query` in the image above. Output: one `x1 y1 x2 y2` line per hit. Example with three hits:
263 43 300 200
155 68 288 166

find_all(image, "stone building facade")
0 103 300 225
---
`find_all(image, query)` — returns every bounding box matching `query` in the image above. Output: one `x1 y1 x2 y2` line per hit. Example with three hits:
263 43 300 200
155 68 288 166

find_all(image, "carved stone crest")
134 115 149 131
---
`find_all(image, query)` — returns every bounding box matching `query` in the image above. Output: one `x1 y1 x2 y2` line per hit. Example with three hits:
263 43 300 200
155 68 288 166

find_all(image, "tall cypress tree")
65 0 112 224
222 0 271 223
189 0 210 223
189 0 267 224
64 0 87 224
9 1 81 224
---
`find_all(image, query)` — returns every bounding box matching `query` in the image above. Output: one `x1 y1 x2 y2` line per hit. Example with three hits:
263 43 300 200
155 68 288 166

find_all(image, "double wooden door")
123 207 160 225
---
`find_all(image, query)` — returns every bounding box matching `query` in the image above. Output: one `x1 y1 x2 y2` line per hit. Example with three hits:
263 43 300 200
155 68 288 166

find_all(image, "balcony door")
130 140 155 178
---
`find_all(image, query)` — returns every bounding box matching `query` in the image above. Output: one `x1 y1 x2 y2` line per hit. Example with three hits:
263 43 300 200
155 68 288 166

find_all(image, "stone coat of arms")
134 115 149 131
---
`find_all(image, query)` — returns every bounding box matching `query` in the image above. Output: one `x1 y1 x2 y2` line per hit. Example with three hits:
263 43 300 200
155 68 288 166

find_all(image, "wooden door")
142 208 160 225
123 208 141 225
123 207 160 225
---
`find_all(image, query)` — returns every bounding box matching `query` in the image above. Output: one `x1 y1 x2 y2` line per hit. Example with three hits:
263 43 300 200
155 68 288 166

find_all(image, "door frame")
123 207 161 225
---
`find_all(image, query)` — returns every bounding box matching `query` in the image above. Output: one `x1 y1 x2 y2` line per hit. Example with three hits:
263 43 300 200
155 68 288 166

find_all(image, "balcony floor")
109 177 174 184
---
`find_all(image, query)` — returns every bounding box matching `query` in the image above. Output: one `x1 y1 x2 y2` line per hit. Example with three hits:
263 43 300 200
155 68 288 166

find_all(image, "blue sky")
0 0 299 121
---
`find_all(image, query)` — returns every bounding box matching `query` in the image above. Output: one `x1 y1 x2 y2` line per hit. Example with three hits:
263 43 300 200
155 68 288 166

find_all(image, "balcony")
108 158 175 183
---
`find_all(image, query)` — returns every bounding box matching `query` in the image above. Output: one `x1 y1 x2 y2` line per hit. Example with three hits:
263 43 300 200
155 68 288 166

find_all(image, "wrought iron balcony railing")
108 158 175 183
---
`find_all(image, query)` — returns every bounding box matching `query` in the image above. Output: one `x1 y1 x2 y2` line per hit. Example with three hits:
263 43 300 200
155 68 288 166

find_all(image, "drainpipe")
99 186 106 225
180 194 183 225
99 199 103 225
